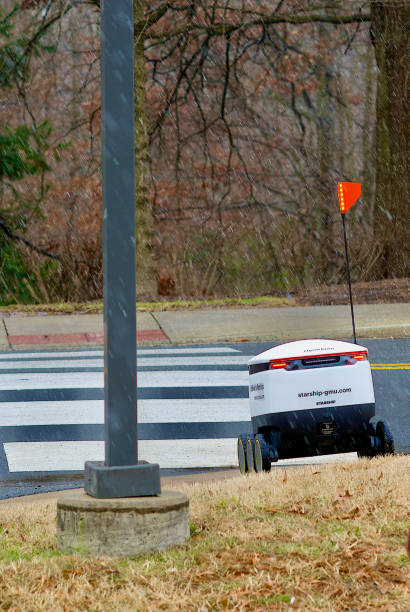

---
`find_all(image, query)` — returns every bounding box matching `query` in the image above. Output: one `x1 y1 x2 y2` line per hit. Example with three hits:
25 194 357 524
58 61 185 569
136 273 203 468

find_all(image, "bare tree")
146 1 408 290
134 0 157 297
1 1 408 302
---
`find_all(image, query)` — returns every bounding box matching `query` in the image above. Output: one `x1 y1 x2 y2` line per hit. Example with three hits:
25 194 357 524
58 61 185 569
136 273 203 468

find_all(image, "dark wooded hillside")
0 1 408 303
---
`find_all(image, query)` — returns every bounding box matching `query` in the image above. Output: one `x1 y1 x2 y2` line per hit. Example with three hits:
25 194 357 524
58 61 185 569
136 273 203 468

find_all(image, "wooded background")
0 1 408 303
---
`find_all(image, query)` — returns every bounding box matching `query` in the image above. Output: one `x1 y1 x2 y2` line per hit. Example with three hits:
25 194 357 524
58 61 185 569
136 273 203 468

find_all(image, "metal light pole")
84 0 160 498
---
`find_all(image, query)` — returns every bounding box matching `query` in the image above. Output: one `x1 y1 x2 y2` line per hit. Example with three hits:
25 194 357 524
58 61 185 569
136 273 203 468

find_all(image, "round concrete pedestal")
57 489 189 557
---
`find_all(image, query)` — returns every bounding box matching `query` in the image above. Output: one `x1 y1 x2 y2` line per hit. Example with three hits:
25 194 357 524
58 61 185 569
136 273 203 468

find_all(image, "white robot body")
247 339 375 458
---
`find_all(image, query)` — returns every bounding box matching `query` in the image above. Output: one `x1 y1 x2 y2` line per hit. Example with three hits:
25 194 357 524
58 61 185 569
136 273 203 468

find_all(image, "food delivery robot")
238 338 394 473
237 183 394 473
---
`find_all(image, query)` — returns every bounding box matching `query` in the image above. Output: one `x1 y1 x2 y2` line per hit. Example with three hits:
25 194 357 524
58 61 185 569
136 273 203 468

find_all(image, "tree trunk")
371 1 410 278
133 0 157 298
314 24 336 282
361 41 376 225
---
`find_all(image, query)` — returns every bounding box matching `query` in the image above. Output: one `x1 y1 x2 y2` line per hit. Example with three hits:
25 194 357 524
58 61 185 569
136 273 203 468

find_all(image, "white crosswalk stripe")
5 440 238 472
0 355 251 369
0 398 250 426
4 440 357 473
0 370 248 390
0 347 240 360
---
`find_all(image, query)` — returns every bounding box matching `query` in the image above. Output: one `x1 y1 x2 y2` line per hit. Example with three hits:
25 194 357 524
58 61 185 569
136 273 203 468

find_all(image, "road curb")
0 303 408 349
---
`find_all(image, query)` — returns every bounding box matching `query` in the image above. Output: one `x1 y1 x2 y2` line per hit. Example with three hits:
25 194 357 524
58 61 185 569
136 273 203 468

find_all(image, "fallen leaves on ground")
0 455 408 610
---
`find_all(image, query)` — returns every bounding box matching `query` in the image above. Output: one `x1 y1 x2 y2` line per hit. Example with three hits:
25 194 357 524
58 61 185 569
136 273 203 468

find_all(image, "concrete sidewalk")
0 302 408 349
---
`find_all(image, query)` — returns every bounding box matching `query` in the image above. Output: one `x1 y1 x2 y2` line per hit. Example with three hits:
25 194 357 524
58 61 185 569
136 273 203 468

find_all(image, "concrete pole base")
57 489 189 557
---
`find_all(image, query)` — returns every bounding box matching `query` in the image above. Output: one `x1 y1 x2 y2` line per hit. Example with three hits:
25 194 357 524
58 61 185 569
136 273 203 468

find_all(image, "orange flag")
338 182 361 214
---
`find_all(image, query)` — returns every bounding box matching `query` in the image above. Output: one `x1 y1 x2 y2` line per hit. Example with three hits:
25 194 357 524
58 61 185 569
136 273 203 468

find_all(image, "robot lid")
248 338 368 366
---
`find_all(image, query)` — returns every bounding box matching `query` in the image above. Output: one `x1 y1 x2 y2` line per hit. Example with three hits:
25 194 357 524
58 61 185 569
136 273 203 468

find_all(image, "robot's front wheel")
254 434 271 472
237 435 249 474
358 420 395 458
376 420 394 455
246 435 255 472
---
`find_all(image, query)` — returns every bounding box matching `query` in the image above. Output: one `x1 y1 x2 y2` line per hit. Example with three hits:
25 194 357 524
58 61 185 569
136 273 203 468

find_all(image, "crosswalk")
0 346 252 478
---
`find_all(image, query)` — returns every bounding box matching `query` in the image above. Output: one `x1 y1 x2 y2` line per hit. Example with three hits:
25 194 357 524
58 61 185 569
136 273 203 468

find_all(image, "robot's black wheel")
376 420 395 455
246 435 255 472
254 434 271 473
237 435 249 474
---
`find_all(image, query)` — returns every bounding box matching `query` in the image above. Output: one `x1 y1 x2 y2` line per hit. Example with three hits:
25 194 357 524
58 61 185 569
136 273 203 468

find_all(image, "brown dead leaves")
0 455 409 610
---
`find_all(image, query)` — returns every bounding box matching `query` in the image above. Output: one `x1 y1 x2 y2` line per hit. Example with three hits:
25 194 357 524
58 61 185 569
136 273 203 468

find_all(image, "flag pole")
341 212 357 344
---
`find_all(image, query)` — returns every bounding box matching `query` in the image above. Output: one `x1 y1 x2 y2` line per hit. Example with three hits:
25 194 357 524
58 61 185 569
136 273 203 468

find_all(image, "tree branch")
0 220 59 260
147 13 371 41
136 2 170 33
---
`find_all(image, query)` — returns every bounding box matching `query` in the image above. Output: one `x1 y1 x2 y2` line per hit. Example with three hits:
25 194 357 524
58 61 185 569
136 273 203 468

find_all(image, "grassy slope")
0 295 293 314
0 455 408 610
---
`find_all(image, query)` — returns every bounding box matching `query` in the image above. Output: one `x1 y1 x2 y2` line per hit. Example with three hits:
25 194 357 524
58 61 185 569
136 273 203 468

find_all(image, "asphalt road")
0 337 408 499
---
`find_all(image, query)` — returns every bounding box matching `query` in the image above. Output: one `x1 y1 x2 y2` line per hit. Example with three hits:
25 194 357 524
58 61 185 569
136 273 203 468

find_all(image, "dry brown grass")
0 455 408 611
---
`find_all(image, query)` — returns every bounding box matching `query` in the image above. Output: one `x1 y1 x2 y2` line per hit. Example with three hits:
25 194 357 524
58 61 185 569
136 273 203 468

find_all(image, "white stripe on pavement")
4 439 238 471
0 347 241 360
0 370 248 390
0 399 250 426
0 401 104 426
0 351 105 360
0 359 104 369
4 440 358 472
0 355 251 369
138 347 241 354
